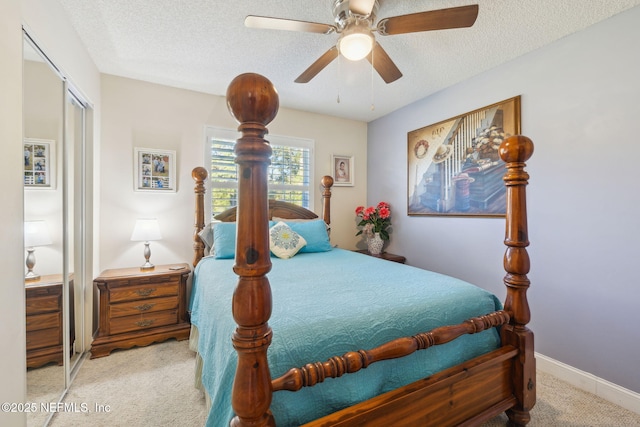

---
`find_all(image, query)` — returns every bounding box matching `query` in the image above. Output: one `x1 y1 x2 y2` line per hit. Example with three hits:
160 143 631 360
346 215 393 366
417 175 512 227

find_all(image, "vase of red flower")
355 202 391 255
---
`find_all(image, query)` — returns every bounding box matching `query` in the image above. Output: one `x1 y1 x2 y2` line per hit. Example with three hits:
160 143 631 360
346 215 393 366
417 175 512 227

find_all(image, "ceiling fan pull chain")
337 53 341 103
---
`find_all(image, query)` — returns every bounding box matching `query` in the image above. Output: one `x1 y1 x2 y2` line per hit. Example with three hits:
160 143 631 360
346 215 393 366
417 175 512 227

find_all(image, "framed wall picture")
134 148 177 192
24 138 55 189
408 96 521 217
331 154 354 187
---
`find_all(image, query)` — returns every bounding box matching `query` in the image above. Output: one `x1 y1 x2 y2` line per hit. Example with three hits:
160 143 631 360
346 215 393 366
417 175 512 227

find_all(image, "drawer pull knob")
134 303 155 312
135 319 154 327
135 288 156 297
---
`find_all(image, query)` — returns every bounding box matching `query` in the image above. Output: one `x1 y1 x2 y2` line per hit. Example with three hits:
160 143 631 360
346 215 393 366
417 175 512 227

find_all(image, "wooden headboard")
191 166 334 267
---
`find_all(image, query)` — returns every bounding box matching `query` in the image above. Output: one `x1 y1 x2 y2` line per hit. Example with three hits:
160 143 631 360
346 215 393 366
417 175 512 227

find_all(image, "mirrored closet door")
23 31 90 427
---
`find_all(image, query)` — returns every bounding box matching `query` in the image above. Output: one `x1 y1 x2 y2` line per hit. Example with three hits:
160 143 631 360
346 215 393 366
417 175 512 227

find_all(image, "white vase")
367 232 384 255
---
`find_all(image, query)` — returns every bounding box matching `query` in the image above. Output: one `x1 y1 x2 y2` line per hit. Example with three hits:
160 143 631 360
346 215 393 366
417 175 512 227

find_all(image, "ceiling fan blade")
377 5 479 36
295 46 339 83
366 42 402 84
245 16 336 34
349 0 376 17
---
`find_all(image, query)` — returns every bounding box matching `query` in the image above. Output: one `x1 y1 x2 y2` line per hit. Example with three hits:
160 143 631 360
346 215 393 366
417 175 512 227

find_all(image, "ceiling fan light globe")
339 32 373 61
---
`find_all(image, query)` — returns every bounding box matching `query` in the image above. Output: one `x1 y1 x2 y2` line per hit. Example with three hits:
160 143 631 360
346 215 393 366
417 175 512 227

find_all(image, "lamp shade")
131 218 162 242
24 220 53 248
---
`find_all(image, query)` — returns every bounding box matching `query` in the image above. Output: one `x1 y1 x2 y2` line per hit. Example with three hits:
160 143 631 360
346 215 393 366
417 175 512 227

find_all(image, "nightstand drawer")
110 296 178 318
27 327 61 350
26 294 61 315
26 312 61 332
109 310 178 335
109 282 179 303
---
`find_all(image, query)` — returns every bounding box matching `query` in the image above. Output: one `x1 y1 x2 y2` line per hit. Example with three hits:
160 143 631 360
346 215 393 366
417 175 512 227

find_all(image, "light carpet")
48 340 640 426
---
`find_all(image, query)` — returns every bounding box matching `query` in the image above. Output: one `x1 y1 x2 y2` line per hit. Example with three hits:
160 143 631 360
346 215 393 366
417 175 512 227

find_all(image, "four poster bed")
188 73 535 427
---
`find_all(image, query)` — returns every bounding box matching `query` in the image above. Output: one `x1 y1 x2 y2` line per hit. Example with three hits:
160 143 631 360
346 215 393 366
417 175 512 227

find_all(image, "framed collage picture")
24 138 55 189
134 147 177 192
407 96 521 217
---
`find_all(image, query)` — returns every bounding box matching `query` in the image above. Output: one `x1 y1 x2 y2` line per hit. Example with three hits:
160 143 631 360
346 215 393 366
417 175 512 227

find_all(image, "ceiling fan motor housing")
333 0 379 29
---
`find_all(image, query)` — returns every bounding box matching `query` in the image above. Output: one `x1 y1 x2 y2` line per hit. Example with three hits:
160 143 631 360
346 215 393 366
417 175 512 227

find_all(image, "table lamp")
24 220 53 281
131 218 162 270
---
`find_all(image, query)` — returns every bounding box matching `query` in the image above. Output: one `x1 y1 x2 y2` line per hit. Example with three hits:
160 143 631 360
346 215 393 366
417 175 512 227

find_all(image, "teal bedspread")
189 248 502 427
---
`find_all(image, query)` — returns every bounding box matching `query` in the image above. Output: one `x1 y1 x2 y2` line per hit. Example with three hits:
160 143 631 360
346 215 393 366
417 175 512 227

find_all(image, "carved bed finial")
321 175 334 226
226 73 279 127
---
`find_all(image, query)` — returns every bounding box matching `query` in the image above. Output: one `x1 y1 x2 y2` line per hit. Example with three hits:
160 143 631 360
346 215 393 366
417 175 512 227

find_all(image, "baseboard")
536 352 640 415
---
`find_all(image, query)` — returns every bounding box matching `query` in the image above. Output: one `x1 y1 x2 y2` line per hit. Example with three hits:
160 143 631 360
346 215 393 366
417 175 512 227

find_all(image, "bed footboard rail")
304 345 520 427
273 310 510 392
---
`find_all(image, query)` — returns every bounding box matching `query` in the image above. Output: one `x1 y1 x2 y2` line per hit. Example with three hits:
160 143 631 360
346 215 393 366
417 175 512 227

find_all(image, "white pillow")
197 221 220 253
269 221 307 259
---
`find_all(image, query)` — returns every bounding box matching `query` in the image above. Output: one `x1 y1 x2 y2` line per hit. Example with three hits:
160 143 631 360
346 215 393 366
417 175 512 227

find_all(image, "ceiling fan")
245 0 479 84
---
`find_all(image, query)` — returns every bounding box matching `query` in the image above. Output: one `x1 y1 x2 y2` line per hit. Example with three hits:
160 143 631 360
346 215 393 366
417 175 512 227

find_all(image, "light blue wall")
368 6 640 393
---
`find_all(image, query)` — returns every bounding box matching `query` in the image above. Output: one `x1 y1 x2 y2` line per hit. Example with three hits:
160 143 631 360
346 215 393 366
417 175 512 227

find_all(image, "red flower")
355 202 392 241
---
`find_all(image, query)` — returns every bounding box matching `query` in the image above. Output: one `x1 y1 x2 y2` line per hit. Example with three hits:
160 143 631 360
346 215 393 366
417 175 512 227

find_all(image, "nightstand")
355 249 406 264
25 274 67 368
90 263 191 358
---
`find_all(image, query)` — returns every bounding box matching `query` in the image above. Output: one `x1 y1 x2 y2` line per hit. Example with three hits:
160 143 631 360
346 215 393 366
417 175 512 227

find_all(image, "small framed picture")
331 154 354 187
134 148 176 192
24 138 55 189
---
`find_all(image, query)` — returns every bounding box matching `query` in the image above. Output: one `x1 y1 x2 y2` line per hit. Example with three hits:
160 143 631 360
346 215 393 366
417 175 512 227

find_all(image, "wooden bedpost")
226 73 278 427
321 175 333 227
192 167 208 267
499 135 536 427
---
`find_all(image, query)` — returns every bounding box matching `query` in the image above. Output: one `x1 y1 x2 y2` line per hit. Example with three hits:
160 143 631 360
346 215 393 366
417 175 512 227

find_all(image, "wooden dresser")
90 263 191 358
25 275 65 368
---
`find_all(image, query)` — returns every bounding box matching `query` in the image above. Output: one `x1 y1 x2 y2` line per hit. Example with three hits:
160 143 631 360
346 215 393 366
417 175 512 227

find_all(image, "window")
206 127 314 220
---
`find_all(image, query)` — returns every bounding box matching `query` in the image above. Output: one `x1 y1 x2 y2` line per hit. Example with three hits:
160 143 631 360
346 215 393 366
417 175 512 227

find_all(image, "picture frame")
134 147 177 192
407 95 521 217
24 138 55 189
331 154 354 187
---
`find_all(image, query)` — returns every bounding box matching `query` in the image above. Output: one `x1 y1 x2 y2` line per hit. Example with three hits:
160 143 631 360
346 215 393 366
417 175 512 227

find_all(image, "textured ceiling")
57 0 640 122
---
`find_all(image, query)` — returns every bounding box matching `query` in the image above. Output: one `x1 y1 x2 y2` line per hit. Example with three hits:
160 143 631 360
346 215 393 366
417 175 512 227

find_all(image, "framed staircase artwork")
407 96 521 217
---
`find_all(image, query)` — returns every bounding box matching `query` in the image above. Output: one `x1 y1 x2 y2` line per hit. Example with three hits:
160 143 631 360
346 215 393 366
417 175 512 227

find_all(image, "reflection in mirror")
66 89 86 376
23 34 66 427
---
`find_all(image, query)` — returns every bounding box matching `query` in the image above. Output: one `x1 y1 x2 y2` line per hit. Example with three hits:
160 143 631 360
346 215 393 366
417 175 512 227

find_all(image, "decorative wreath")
414 139 430 159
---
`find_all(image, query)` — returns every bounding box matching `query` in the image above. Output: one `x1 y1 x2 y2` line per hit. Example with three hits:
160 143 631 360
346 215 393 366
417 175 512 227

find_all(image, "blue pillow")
212 222 236 259
287 220 332 253
213 221 276 259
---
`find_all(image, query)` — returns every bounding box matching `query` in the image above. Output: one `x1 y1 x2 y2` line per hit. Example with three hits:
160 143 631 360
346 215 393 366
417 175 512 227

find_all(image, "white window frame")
204 126 315 221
